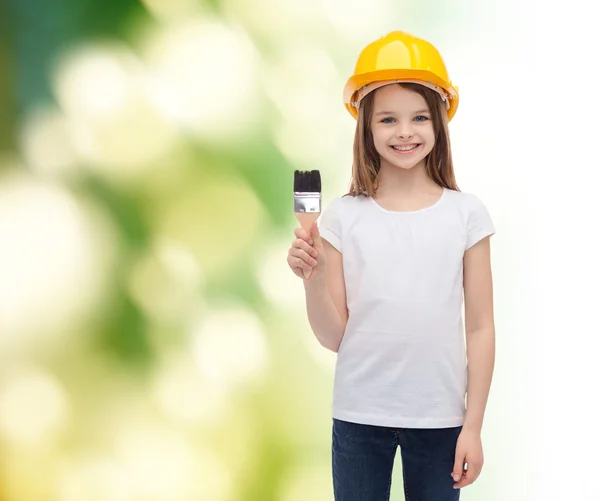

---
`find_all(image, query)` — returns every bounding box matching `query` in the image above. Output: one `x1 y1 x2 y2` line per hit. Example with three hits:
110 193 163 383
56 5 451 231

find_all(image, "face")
370 84 435 171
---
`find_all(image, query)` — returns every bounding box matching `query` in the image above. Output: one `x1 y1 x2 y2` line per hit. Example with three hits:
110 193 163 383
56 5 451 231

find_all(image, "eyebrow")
375 109 430 116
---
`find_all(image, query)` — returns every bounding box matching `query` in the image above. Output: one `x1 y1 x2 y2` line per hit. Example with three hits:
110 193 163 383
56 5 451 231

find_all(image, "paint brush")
293 169 321 279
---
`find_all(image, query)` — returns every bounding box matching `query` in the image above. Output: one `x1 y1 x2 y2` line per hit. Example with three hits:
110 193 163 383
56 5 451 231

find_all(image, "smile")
390 144 421 154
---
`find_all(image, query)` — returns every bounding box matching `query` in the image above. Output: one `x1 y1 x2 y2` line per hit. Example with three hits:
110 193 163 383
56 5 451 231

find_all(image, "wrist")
303 273 328 293
461 420 483 434
304 270 326 284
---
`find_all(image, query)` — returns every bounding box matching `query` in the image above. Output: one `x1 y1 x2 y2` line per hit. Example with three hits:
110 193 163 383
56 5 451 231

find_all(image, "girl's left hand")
451 428 484 489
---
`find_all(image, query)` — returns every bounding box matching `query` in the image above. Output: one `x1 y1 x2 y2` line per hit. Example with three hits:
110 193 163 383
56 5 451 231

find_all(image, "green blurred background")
0 0 531 499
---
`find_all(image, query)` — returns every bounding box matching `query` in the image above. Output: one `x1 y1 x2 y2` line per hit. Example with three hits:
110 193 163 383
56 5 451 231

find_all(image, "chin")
394 161 422 170
385 156 427 170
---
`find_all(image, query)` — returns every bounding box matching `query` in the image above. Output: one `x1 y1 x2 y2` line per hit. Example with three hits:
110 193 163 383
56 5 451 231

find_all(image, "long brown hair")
346 83 459 196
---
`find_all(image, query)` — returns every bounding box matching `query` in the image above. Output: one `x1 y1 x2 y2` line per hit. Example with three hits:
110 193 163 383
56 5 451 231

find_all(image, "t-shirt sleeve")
317 197 343 252
466 194 495 250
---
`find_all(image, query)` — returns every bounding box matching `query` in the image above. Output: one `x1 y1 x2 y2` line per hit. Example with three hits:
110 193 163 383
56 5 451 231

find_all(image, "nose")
396 121 414 139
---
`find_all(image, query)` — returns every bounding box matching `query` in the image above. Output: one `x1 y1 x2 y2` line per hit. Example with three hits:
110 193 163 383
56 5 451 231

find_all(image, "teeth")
392 144 418 151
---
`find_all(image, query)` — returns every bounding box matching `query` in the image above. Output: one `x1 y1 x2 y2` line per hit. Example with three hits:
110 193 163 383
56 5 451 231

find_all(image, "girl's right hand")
287 221 327 281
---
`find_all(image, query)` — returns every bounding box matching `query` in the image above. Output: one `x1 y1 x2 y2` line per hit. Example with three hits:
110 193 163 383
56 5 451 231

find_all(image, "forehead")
372 84 429 111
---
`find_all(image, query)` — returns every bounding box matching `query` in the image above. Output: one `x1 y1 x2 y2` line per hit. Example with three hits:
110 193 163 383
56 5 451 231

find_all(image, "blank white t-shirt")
317 188 495 428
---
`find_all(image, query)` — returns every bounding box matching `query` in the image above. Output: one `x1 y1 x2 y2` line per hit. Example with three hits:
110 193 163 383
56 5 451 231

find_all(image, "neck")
375 159 439 198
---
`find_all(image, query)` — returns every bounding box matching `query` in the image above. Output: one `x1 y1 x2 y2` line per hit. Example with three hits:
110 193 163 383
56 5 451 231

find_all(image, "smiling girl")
287 31 496 501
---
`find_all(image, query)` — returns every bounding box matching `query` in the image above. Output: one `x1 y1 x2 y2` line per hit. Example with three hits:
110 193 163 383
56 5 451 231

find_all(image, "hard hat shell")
343 31 459 121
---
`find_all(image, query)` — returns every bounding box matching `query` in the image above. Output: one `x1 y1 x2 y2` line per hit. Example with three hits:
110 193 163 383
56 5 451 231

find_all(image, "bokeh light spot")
0 368 70 444
192 304 269 390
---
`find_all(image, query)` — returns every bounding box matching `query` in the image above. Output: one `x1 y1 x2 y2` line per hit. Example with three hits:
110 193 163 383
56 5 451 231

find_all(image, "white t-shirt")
318 187 495 428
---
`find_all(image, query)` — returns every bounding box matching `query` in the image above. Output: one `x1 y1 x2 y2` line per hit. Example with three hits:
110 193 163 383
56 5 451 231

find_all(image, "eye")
414 115 430 122
381 117 395 124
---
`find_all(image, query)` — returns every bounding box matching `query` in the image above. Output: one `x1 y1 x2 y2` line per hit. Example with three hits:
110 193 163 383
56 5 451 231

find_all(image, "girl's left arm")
451 235 495 489
462 235 496 433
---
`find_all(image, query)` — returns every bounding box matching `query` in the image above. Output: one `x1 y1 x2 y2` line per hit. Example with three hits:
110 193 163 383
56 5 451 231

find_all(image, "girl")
287 31 496 500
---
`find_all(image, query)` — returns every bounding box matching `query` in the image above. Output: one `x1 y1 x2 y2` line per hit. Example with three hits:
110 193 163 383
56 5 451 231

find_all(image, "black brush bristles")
294 170 322 193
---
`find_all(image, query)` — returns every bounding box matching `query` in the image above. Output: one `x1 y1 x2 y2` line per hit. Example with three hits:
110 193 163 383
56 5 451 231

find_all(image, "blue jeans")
332 418 462 501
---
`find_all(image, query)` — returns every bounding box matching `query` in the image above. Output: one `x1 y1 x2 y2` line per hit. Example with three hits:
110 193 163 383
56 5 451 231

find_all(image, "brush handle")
295 212 320 281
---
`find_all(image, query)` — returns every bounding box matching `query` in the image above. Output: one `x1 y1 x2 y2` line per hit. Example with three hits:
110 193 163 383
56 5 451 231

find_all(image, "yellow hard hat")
343 31 459 121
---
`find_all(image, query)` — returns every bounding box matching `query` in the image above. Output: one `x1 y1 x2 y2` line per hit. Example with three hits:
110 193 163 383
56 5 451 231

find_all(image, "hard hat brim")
343 69 459 121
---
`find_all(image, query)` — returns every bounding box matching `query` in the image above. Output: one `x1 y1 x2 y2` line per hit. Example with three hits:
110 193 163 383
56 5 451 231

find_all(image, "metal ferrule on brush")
294 192 321 213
